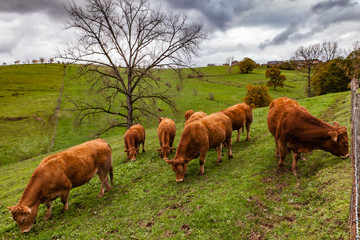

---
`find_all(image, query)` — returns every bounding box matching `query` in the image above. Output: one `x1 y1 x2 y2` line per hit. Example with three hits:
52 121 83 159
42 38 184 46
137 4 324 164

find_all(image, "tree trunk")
126 93 133 129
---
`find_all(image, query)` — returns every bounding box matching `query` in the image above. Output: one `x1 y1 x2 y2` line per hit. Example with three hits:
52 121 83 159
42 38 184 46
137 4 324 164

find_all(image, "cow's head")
7 204 36 233
166 158 191 182
157 145 175 160
327 122 349 159
124 147 139 161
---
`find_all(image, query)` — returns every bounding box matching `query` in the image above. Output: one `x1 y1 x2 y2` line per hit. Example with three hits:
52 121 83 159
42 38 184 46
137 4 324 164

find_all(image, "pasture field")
52 65 307 153
0 87 352 239
0 64 65 165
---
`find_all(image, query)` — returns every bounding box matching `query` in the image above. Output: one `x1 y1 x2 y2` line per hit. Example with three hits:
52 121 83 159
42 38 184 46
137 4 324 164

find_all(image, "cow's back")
124 124 145 147
276 106 328 143
222 104 246 130
39 139 112 187
200 112 232 148
185 111 207 125
158 118 176 143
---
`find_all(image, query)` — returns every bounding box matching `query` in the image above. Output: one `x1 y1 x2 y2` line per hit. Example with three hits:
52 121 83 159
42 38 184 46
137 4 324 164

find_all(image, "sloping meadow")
0 90 352 239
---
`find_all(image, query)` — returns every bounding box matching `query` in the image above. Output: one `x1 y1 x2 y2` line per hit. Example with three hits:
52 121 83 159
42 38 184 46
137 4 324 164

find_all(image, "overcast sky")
0 0 359 66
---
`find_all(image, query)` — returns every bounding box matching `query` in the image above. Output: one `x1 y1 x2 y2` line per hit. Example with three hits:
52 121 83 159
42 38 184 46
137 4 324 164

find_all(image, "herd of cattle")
7 97 350 233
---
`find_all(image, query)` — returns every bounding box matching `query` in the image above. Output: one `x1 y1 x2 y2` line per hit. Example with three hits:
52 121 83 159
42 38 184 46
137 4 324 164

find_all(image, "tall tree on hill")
58 0 206 131
265 67 286 90
295 44 323 97
238 57 256 74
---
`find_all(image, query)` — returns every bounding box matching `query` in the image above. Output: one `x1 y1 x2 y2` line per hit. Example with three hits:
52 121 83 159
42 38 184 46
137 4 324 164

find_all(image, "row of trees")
2 58 57 66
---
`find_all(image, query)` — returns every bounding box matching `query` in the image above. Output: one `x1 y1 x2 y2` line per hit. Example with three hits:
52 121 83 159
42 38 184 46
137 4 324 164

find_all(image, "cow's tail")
109 165 113 185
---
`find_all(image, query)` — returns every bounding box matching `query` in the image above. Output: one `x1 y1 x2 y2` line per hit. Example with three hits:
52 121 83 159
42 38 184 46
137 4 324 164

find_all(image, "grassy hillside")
0 64 65 165
0 90 352 239
51 65 307 153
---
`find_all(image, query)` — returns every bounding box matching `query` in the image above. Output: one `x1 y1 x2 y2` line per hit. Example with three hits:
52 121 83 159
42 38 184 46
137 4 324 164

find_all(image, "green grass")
0 64 65 165
0 89 352 239
0 64 352 239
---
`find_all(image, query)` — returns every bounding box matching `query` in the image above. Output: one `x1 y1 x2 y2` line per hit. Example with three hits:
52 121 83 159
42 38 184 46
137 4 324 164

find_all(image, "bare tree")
295 44 323 97
225 56 234 75
321 41 341 62
58 0 206 131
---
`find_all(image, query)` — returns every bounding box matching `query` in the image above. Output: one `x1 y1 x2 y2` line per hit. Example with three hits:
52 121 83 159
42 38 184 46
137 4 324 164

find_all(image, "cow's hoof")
228 155 233 159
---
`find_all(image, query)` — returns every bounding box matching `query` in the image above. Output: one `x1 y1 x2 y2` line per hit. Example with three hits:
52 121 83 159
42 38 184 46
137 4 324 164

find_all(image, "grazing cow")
185 111 208 125
267 97 349 175
7 139 113 233
157 117 176 160
222 103 253 142
124 124 146 161
166 112 233 182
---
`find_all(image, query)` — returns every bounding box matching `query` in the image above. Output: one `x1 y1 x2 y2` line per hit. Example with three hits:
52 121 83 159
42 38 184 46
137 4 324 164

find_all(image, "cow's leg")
44 201 53 220
60 190 70 212
216 143 223 163
198 148 208 175
235 129 240 143
170 139 174 153
227 138 233 159
274 137 280 158
292 152 301 175
97 170 111 198
245 122 251 141
142 140 145 152
277 139 287 168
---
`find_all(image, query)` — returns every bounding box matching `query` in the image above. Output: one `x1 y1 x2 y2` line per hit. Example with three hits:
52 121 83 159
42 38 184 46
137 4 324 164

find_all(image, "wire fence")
350 78 360 240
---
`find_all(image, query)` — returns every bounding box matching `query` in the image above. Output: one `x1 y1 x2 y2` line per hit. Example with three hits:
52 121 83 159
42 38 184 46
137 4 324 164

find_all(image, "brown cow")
222 103 253 142
157 117 176 160
166 112 233 182
185 111 208 125
7 139 113 233
124 124 146 161
267 97 349 175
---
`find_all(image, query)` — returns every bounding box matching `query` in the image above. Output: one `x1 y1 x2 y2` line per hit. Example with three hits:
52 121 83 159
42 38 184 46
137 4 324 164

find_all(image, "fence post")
351 78 360 239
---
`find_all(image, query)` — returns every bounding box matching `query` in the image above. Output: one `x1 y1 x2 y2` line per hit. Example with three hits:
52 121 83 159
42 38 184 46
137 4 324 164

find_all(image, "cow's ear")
328 131 338 142
124 149 129 153
170 147 176 150
7 206 13 211
158 117 164 123
157 148 162 151
183 158 191 164
333 121 340 127
22 205 32 214
166 160 173 165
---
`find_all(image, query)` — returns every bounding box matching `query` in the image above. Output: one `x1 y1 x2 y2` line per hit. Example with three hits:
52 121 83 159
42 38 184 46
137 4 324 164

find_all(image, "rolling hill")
0 64 352 239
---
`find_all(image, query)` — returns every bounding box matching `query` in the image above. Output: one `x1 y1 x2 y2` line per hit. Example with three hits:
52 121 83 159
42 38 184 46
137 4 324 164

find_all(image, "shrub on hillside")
243 84 272 108
239 57 256 74
265 67 286 90
312 58 351 95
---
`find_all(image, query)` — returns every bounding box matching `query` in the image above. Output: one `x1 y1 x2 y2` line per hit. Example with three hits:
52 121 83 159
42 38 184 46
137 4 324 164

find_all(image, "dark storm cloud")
259 22 300 49
311 0 357 13
0 0 69 19
163 0 254 30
